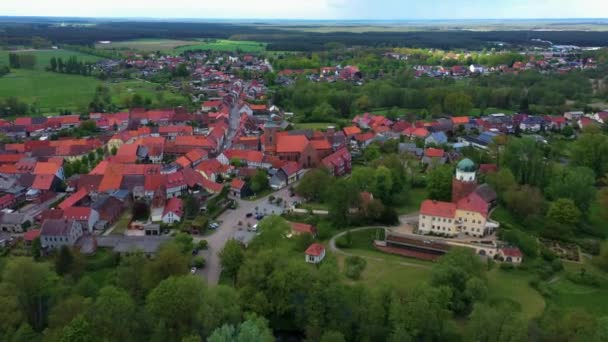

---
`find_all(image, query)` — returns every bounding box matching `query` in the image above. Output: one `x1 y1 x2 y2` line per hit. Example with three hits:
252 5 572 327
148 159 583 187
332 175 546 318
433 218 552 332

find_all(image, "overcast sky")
2 0 607 19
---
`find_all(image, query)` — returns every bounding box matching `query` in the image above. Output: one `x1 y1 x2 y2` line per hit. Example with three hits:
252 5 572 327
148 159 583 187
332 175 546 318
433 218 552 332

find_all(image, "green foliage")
547 199 582 227
250 170 269 193
146 276 206 340
295 168 333 202
88 286 135 341
191 256 206 268
219 239 245 285
143 243 189 290
467 300 527 342
207 314 274 342
571 129 608 177
55 246 74 276
546 166 596 212
431 249 487 315
426 164 453 202
60 315 95 342
503 137 549 187
344 256 367 280
503 185 544 218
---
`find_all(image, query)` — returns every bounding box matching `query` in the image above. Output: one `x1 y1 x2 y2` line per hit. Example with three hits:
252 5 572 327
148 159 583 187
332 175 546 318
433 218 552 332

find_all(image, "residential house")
63 207 100 233
162 198 183 224
230 178 251 198
425 131 448 146
0 212 27 233
305 243 326 264
40 219 84 249
321 148 352 177
289 221 317 237
269 162 303 190
498 247 523 264
422 148 447 166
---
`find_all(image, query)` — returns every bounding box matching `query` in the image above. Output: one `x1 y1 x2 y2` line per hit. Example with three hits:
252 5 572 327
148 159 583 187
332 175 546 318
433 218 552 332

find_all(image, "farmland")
0 49 101 71
95 38 267 54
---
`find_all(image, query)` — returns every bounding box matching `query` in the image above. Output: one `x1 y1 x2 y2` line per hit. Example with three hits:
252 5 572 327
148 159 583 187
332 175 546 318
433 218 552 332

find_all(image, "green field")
0 68 188 115
339 229 546 319
174 39 266 53
95 38 266 54
293 122 335 130
95 38 198 52
0 49 101 71
0 69 101 113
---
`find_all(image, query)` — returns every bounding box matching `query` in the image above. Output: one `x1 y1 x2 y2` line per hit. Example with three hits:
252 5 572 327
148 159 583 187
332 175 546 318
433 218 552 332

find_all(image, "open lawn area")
293 122 335 130
0 69 101 114
397 187 427 214
338 228 546 319
110 212 132 235
487 268 546 319
174 39 266 53
95 39 197 52
0 69 188 115
545 260 608 316
0 49 101 71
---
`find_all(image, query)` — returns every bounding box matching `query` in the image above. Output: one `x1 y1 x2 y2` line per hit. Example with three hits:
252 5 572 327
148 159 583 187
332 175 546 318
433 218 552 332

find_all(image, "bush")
566 270 601 287
197 240 208 250
344 256 367 280
191 256 206 268
500 263 515 271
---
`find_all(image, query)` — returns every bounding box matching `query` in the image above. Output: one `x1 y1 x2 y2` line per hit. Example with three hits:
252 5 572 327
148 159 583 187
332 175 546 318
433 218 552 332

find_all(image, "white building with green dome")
455 158 476 182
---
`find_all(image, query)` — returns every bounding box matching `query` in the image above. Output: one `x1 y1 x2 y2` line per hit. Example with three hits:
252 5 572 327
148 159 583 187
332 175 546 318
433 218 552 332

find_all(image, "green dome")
457 158 476 172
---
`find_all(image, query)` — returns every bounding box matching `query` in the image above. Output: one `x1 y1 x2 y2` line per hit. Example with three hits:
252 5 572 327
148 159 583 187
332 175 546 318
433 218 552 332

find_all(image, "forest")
3 19 608 51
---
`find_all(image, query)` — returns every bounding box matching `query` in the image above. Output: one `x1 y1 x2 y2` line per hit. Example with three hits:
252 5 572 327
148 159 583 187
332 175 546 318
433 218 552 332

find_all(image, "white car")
190 267 197 274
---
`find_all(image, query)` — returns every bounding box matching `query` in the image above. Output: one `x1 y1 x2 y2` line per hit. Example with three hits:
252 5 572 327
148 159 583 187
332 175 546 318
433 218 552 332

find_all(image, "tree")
571 130 608 177
485 168 516 197
467 301 527 342
249 216 291 251
503 137 548 187
598 188 608 222
443 92 473 115
389 286 451 340
431 249 486 315
132 201 150 221
426 165 453 202
146 276 205 340
546 166 596 212
3 257 57 331
55 246 74 276
250 170 269 193
50 57 57 72
115 252 148 301
0 283 23 338
547 199 581 227
60 315 95 342
11 323 39 342
295 168 333 202
207 314 274 342
200 285 242 336
143 243 189 290
110 146 117 156
595 241 608 272
372 166 394 204
328 178 358 226
503 185 544 218
88 286 135 341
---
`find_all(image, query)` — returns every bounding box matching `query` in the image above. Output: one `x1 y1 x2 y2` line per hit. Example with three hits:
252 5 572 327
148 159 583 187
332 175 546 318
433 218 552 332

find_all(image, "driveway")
199 186 298 285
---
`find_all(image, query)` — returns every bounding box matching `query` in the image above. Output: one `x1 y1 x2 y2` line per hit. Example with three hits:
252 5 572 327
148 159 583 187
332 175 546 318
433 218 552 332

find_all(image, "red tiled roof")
175 156 192 168
230 178 246 190
0 154 25 164
451 116 470 125
201 179 224 194
276 135 309 154
64 206 93 220
424 148 445 158
355 132 375 142
456 193 489 217
343 126 362 136
290 222 315 235
32 174 55 190
23 229 41 242
163 197 183 218
281 161 301 176
58 188 88 210
223 149 264 163
144 174 167 191
33 162 61 176
420 200 456 218
310 139 332 151
305 243 325 256
501 247 523 258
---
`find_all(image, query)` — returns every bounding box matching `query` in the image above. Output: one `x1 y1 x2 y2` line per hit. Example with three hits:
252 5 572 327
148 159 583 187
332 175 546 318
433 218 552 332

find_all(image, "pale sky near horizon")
1 0 607 20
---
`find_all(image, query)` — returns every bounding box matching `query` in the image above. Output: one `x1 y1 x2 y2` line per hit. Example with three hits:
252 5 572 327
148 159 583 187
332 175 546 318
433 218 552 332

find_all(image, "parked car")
255 214 264 220
190 267 197 274
246 213 253 218
248 223 259 232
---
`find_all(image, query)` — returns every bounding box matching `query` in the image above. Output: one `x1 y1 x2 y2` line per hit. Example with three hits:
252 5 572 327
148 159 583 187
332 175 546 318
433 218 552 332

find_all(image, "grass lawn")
0 69 188 115
174 39 266 53
397 187 427 214
469 107 516 116
293 122 335 130
486 268 546 319
95 39 197 52
490 205 525 230
111 212 132 235
544 260 608 316
0 49 101 71
0 69 101 113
